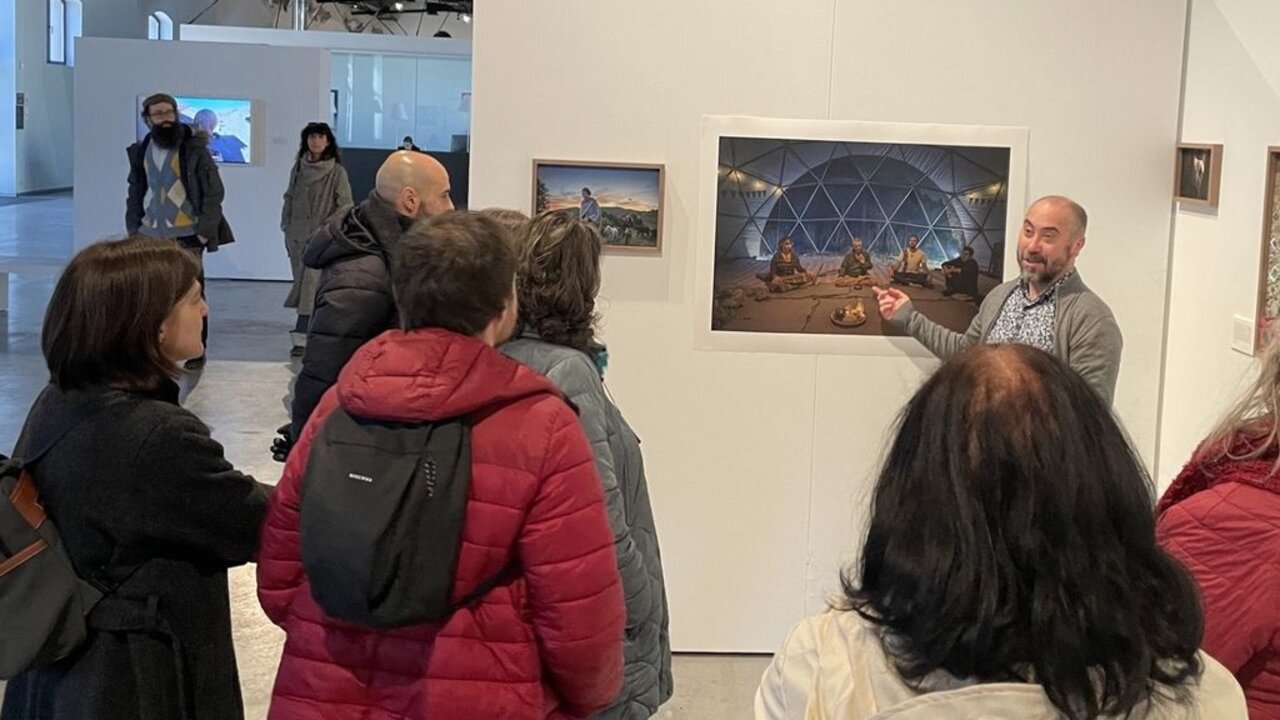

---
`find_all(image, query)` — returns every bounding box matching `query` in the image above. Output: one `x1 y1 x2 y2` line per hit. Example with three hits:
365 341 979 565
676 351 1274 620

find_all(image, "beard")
151 122 183 149
1019 250 1066 286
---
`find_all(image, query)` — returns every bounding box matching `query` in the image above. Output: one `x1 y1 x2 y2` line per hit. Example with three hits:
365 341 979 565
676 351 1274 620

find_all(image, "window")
48 0 65 63
64 0 81 66
47 0 82 65
147 11 174 41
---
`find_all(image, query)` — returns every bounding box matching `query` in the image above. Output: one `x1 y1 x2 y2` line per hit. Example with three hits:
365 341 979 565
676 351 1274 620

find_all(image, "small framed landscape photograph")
532 159 665 255
1174 143 1222 207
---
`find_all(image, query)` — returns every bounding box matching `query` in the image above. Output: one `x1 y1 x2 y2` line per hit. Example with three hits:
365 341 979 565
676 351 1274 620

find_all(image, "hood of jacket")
1157 432 1280 517
335 328 564 423
303 190 412 270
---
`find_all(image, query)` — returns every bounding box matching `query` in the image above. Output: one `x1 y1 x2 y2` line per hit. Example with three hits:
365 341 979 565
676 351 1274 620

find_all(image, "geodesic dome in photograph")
715 138 1011 276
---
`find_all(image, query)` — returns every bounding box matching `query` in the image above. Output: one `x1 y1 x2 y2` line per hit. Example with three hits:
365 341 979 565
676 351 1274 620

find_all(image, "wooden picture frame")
532 159 665 256
1254 147 1280 353
1174 143 1223 207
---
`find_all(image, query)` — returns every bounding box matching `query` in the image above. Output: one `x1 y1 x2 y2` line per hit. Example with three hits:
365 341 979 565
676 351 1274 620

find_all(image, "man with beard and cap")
872 195 1123 402
286 150 453 443
126 92 235 369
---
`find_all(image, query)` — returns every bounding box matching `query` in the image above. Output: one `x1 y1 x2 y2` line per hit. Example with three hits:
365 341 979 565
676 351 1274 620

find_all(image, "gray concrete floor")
0 194 769 718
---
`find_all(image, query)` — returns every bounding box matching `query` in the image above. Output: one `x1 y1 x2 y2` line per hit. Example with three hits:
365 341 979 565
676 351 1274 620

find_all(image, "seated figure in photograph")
756 237 814 292
755 344 1248 720
890 234 931 287
941 245 980 298
836 236 874 287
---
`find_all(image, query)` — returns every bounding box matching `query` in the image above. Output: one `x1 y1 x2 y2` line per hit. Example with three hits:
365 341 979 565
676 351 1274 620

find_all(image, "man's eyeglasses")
148 109 177 120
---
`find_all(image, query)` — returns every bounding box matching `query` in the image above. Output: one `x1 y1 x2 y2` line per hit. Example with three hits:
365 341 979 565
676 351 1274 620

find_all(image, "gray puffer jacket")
502 334 673 719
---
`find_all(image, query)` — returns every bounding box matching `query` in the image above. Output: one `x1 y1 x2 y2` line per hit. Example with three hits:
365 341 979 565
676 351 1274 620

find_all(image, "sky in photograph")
540 165 659 212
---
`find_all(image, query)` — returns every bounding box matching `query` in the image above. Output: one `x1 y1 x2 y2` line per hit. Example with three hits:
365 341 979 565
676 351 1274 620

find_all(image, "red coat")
1156 440 1280 720
256 329 625 719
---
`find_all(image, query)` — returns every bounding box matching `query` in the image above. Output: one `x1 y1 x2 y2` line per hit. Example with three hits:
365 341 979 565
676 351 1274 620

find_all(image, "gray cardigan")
501 336 673 720
889 271 1123 402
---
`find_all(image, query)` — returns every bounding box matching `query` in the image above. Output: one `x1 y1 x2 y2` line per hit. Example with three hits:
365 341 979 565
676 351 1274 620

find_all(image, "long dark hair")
843 344 1202 719
43 237 201 390
297 121 340 163
516 211 601 352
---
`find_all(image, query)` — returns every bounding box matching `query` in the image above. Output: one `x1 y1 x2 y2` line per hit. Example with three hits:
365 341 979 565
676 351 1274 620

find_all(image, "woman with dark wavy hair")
755 344 1245 720
281 121 352 356
501 211 673 719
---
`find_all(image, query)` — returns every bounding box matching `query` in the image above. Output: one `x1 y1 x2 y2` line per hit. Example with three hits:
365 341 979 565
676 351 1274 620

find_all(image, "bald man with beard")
288 151 454 439
873 195 1123 402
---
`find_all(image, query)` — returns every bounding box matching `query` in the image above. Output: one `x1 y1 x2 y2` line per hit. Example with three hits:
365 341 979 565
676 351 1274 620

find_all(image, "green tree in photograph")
535 179 549 213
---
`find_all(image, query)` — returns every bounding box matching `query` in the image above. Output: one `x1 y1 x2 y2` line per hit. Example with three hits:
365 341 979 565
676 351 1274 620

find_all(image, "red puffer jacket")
257 329 625 719
1156 438 1280 720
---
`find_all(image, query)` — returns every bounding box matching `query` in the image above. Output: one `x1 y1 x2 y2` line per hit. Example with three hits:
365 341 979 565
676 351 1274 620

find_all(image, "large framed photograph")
532 160 665 255
1255 147 1280 352
135 95 255 165
1174 143 1222 207
695 116 1028 356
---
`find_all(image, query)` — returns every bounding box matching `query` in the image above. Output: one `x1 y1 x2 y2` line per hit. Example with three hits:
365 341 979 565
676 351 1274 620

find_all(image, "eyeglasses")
148 109 176 120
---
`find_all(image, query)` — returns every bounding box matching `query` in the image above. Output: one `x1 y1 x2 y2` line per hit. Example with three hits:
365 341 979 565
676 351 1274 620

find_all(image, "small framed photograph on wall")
532 159 665 255
1255 147 1280 352
1174 143 1223 207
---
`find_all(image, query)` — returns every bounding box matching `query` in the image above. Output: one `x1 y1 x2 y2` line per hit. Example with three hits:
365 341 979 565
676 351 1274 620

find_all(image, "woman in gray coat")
502 211 673 719
281 122 352 356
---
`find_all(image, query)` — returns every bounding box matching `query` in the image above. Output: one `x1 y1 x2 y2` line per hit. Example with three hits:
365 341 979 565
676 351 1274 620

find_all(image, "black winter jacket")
125 126 236 250
290 191 411 438
0 382 270 720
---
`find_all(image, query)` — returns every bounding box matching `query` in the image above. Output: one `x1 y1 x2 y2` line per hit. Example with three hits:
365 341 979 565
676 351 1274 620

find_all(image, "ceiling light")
461 12 471 23
394 1 404 9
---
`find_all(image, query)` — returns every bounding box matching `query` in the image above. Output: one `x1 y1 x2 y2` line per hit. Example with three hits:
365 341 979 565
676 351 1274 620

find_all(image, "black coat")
0 383 270 720
126 126 236 250
290 191 411 439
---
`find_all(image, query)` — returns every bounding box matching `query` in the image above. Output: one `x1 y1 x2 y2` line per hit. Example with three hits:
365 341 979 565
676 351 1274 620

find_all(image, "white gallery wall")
470 0 1188 651
73 38 329 280
1158 0 1280 485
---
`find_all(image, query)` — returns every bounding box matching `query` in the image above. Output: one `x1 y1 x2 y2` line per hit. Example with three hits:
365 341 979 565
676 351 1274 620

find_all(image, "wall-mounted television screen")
135 96 254 165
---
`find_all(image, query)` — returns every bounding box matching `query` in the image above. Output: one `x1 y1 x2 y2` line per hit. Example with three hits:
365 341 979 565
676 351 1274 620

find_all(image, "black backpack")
0 424 105 678
300 408 507 629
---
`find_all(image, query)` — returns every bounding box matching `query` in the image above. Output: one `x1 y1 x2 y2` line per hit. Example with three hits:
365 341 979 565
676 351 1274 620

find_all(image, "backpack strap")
7 470 45 530
451 561 518 612
12 392 137 603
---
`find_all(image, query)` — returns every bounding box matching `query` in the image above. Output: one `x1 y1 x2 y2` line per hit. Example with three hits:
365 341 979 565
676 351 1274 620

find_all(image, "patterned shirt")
140 142 197 239
984 271 1075 353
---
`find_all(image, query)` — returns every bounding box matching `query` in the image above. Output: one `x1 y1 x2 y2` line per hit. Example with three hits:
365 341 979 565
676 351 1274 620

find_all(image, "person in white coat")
756 344 1247 720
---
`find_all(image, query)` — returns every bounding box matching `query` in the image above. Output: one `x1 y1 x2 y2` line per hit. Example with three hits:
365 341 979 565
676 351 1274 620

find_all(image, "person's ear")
400 186 418 214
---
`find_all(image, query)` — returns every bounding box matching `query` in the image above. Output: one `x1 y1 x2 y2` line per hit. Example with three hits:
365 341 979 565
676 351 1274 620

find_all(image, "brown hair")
392 211 516 335
141 92 178 119
476 207 531 241
516 211 601 353
43 236 201 390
